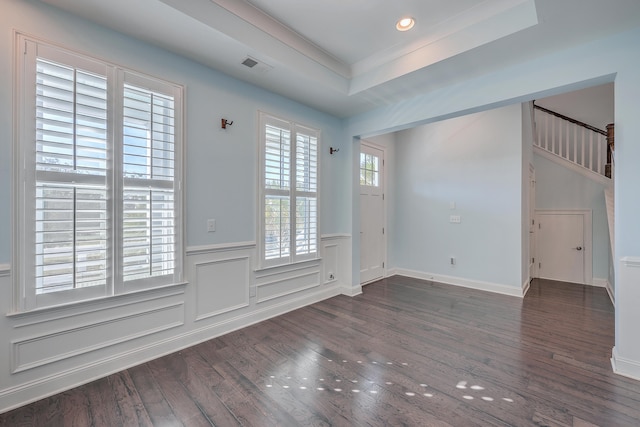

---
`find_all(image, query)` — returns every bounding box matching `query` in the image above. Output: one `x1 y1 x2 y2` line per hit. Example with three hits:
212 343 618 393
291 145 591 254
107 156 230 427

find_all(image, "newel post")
606 123 615 178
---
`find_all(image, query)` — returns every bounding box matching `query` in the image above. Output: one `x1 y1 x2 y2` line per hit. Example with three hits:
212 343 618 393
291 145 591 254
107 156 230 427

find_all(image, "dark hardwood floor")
2 277 639 426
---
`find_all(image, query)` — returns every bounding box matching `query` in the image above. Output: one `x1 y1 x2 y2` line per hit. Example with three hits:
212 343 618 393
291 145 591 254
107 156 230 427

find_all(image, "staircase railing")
533 104 611 177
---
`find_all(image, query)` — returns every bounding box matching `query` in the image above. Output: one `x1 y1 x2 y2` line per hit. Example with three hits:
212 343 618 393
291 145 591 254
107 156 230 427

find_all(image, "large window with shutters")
15 35 183 310
259 113 319 267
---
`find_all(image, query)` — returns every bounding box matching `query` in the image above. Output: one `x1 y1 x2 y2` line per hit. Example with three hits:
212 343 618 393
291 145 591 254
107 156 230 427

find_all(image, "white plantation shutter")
16 36 183 310
295 129 318 257
260 113 319 266
264 121 291 261
122 83 176 284
32 54 110 304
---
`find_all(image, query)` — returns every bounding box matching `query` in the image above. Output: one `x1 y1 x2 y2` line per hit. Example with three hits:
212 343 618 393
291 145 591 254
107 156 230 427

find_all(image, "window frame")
258 112 320 268
14 34 185 312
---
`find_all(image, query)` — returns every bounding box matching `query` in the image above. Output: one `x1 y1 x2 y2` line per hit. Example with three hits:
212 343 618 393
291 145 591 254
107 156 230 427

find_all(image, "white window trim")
257 111 321 269
13 34 185 312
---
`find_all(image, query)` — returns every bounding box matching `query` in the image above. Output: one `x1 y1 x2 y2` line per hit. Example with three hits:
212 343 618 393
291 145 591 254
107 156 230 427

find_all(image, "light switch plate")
449 215 461 224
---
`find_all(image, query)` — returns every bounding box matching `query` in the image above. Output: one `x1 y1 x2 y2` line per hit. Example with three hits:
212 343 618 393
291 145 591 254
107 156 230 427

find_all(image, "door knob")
576 246 583 251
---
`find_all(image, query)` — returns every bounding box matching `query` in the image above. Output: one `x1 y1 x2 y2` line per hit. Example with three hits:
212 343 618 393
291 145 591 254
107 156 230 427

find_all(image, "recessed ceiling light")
396 17 415 32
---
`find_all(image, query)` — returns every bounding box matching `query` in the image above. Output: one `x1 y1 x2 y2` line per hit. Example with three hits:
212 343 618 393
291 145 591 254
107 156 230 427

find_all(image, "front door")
360 143 385 284
536 211 588 284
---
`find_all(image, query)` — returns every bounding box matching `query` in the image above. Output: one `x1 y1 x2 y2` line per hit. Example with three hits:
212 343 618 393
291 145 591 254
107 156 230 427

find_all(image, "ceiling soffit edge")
207 0 351 78
349 0 540 95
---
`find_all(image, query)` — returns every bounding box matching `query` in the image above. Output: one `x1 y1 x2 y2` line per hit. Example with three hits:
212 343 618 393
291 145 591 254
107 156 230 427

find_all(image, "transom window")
360 152 380 187
15 35 183 310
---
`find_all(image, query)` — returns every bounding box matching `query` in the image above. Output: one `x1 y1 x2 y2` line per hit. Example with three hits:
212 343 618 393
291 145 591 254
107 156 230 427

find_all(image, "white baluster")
544 112 549 150
597 135 603 175
589 132 594 170
563 122 571 160
581 127 585 168
551 115 556 154
573 126 578 163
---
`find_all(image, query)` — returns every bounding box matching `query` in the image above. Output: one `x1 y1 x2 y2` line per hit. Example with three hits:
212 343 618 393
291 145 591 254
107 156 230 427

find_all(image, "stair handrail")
533 104 606 136
533 102 613 178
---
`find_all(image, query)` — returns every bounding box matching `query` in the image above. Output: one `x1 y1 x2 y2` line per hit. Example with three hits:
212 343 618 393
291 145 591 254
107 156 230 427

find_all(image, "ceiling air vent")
240 56 273 73
242 57 258 68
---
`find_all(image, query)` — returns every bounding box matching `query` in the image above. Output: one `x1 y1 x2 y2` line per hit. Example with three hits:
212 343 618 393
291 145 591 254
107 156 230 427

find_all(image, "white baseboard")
0 284 342 414
341 285 362 297
592 278 615 305
606 281 615 305
393 268 527 298
522 278 531 297
611 346 640 381
592 278 608 287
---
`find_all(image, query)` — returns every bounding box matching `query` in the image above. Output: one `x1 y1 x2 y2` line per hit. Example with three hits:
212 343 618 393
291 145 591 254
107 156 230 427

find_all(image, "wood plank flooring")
2 277 640 426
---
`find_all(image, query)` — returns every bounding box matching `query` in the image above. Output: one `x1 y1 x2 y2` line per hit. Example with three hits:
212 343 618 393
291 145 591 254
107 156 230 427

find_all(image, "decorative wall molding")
8 283 187 326
3 235 350 413
320 233 351 241
0 283 341 414
254 259 321 279
193 255 250 321
186 241 256 256
12 302 184 373
621 257 640 268
0 264 10 278
256 271 320 304
322 243 338 284
393 268 527 298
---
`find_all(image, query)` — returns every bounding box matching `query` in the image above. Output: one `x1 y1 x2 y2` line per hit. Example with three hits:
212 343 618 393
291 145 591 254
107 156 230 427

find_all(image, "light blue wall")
533 154 610 280
343 25 640 371
345 26 640 284
390 104 524 288
0 0 350 264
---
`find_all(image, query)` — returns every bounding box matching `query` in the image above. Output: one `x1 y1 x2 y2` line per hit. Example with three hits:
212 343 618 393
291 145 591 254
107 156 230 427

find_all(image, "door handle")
576 246 583 251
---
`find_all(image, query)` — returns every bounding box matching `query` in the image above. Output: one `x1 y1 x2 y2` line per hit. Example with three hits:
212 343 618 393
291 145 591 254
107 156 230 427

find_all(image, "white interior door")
360 143 385 284
536 211 589 284
529 165 536 279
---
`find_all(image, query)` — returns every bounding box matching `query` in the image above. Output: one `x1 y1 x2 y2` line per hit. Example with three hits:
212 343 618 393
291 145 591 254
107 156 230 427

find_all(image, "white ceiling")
39 0 640 118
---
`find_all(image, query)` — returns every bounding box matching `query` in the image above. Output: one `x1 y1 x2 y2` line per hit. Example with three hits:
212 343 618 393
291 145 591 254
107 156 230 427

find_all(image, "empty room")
2 0 640 425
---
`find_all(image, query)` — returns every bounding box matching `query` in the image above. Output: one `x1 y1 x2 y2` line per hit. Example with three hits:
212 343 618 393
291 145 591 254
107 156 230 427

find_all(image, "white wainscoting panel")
12 302 184 373
256 269 320 304
612 257 640 380
194 255 250 321
0 264 10 278
320 234 353 294
323 243 338 284
1 237 354 414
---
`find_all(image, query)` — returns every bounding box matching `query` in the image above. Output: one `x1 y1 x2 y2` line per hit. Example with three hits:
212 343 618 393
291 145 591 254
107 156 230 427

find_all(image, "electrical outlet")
329 273 335 281
207 219 216 232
